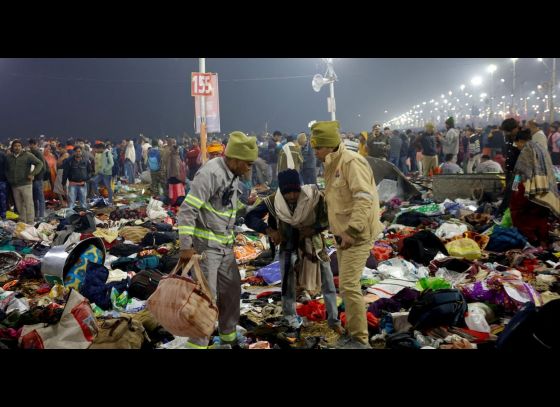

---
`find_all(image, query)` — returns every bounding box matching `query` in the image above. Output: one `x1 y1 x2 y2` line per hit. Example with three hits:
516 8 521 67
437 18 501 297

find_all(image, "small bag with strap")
147 255 218 338
129 269 166 300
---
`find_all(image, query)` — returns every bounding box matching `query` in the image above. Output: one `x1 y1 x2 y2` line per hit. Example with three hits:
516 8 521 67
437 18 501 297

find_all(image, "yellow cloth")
358 131 368 157
118 226 150 244
93 228 119 244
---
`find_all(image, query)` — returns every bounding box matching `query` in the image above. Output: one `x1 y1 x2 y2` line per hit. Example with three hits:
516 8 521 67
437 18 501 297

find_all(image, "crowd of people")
2 114 559 350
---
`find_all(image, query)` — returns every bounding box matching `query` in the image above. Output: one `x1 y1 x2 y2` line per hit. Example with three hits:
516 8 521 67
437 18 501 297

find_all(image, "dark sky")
0 58 553 142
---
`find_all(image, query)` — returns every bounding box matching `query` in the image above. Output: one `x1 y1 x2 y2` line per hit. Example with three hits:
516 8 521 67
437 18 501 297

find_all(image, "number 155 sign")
191 72 213 96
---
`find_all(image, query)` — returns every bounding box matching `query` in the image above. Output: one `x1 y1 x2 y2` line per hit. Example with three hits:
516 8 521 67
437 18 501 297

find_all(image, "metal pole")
512 60 516 115
551 58 556 124
329 81 336 121
491 72 494 123
199 58 207 163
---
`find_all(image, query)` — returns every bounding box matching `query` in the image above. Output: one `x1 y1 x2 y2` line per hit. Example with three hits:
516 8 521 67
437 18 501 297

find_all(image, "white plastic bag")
464 304 491 333
435 222 468 239
147 198 168 219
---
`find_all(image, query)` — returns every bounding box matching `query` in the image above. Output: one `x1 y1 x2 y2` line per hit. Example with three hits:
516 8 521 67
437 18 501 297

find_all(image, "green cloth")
0 245 15 251
500 208 513 228
6 151 44 187
416 277 451 291
310 121 341 148
225 131 258 161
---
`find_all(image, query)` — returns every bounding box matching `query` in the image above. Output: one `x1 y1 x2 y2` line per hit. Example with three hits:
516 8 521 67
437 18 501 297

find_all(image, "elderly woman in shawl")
510 128 560 248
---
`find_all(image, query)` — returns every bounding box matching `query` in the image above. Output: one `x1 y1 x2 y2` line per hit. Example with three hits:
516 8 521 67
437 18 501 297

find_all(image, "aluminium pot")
41 237 106 286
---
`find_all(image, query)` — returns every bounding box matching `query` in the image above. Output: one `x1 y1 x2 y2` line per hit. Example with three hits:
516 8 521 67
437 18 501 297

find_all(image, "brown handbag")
147 255 218 338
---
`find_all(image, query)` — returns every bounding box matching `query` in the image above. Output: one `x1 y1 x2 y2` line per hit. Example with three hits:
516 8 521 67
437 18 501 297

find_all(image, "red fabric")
169 183 186 206
36 283 51 294
256 291 278 299
333 276 339 288
340 312 380 328
372 243 393 261
510 183 550 246
296 300 327 321
187 146 201 168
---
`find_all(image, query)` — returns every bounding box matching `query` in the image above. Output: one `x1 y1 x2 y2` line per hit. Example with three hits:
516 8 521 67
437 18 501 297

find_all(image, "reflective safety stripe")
186 194 236 218
219 331 237 342
184 194 204 209
178 225 234 245
235 201 246 211
185 341 208 349
202 202 236 218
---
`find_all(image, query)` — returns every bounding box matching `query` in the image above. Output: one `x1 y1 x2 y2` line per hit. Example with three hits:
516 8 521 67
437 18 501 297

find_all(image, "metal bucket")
41 237 106 286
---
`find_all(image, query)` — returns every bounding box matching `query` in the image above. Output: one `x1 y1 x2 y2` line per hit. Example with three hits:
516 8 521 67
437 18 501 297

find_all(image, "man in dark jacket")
28 139 47 220
6 140 43 224
367 124 389 159
415 123 438 176
62 146 93 209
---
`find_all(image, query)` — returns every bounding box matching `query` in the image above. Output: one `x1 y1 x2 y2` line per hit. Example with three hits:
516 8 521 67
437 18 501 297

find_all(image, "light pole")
199 58 207 163
487 64 497 123
511 58 518 115
312 58 338 121
552 58 557 123
538 58 557 123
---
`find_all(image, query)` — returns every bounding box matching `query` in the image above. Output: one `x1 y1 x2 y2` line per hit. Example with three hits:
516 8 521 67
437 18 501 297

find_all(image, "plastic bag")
377 179 399 202
146 198 168 220
377 258 420 281
464 305 491 333
435 222 468 240
445 238 482 260
415 277 451 291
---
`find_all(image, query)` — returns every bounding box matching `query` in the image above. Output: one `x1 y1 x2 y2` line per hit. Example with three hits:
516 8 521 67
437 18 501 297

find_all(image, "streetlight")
511 58 518 114
312 58 338 120
487 64 497 122
471 76 482 86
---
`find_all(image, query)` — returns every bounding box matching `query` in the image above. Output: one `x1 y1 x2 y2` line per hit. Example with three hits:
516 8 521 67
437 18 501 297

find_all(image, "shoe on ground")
335 335 372 349
330 324 346 336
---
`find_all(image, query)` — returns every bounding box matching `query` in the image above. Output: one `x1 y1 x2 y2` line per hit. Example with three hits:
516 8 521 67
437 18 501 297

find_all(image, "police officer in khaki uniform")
311 121 383 349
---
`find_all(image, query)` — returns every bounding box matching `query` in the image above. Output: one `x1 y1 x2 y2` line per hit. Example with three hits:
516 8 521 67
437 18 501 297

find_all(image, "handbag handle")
169 254 214 303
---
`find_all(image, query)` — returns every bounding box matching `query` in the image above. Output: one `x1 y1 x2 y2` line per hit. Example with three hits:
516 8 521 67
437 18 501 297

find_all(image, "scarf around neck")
274 184 320 227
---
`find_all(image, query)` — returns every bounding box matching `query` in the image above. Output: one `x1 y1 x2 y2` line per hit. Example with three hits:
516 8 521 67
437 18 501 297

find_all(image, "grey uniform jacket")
178 157 245 250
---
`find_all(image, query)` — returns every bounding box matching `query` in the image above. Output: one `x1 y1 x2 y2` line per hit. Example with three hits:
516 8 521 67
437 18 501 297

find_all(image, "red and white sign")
191 72 213 97
195 73 221 134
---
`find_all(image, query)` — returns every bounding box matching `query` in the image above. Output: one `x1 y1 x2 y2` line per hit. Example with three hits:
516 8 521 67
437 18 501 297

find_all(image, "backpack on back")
147 150 161 172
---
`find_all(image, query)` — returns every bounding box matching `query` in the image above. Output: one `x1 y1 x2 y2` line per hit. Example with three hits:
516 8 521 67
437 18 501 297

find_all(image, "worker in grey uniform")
178 131 257 349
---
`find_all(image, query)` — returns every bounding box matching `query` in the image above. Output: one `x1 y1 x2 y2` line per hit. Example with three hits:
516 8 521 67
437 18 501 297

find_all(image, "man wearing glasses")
177 131 257 349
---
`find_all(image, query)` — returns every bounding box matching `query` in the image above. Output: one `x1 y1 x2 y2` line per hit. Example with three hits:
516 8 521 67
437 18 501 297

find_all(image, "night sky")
0 58 554 142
